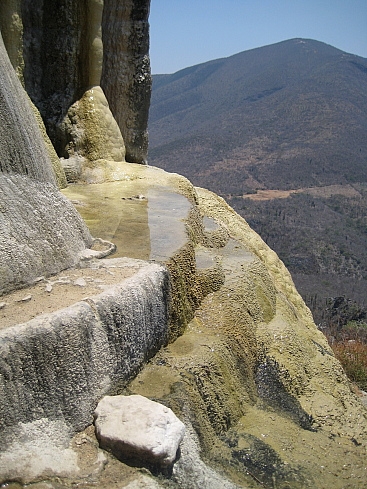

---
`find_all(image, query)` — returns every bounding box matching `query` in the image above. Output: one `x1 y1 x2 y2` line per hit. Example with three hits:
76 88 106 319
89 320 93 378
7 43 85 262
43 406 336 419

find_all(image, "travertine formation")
0 2 366 489
0 260 169 436
101 0 151 163
0 0 151 166
0 32 92 294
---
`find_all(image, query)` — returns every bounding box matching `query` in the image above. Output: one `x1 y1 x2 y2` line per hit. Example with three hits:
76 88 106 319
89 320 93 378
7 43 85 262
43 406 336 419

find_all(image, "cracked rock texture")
1 3 367 489
101 0 151 163
94 395 185 467
0 261 169 435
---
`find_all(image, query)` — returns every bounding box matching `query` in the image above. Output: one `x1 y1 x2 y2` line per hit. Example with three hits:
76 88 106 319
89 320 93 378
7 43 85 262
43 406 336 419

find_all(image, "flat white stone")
45 283 53 293
94 395 185 467
73 277 87 287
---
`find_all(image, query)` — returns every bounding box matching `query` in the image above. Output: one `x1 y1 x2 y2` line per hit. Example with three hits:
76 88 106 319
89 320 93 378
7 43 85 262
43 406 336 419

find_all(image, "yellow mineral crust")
66 86 126 162
128 182 367 488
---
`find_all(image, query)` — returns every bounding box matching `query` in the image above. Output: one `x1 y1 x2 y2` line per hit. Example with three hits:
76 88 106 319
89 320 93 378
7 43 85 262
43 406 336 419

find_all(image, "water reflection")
147 187 190 261
62 182 191 261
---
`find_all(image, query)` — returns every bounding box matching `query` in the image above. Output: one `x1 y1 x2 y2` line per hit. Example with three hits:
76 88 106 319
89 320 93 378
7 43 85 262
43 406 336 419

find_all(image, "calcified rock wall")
101 0 151 163
0 0 151 292
0 0 151 165
0 31 55 183
0 262 169 437
0 32 92 294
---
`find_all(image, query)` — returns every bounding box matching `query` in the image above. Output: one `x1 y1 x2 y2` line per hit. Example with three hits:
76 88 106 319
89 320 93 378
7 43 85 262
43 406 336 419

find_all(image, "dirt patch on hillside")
243 189 296 200
242 184 361 201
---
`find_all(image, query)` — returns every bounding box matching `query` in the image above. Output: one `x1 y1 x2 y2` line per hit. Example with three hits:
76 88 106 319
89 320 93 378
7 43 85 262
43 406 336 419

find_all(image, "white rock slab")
94 395 185 467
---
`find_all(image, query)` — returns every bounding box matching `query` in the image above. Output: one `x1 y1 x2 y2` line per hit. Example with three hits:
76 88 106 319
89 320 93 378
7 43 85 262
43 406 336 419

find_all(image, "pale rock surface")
0 31 93 294
172 422 241 489
0 418 108 484
124 475 164 488
0 261 169 436
0 419 79 482
0 174 92 295
61 86 126 181
94 395 185 467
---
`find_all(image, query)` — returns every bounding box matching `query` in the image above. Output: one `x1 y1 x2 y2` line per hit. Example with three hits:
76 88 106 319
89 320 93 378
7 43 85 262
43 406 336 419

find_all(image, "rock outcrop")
0 3 366 489
0 31 55 184
101 0 151 163
0 31 93 295
0 0 151 166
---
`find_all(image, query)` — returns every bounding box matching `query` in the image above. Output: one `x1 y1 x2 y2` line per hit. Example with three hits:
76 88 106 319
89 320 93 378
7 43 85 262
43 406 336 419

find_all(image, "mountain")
2 12 367 487
148 39 367 321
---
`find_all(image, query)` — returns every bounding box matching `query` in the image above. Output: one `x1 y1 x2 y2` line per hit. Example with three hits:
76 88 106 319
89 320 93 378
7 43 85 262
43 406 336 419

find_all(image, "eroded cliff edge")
1 161 367 488
0 2 366 489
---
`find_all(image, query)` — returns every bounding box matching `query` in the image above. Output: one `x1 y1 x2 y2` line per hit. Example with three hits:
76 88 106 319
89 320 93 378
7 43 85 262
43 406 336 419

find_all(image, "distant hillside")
149 38 367 193
148 39 367 323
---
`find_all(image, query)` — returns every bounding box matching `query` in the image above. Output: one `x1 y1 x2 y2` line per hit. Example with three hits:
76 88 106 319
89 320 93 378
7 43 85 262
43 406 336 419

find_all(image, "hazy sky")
149 0 367 74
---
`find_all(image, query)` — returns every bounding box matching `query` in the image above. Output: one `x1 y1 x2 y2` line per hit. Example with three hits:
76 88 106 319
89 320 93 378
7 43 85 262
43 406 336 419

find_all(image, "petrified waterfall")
101 0 151 163
0 263 169 433
0 0 151 165
1 2 367 488
0 32 92 295
0 32 55 183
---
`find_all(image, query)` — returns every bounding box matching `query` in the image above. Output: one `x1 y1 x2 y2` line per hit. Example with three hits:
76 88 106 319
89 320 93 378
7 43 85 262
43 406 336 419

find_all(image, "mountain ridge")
149 38 367 194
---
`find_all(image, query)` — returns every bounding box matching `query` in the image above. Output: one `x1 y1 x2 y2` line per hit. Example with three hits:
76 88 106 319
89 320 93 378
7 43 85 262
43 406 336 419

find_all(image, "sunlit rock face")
0 32 92 294
0 0 151 167
60 86 127 183
0 32 55 184
1 3 367 488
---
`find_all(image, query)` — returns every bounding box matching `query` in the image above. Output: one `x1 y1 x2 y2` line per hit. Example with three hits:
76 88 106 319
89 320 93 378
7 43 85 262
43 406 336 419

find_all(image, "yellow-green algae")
0 0 24 83
62 164 367 488
62 86 126 177
127 185 367 488
63 164 221 341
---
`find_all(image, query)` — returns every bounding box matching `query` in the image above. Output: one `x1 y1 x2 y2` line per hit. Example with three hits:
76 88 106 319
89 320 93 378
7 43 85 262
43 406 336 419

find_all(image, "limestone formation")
94 395 185 467
1 158 367 487
101 0 151 163
1 2 367 488
60 86 126 182
0 32 92 294
0 0 151 166
0 419 80 482
0 31 55 184
0 174 92 295
0 0 23 82
0 260 169 437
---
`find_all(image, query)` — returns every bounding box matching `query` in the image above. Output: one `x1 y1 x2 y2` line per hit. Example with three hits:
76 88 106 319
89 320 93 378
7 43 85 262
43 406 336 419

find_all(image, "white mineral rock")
73 277 87 287
94 395 185 467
